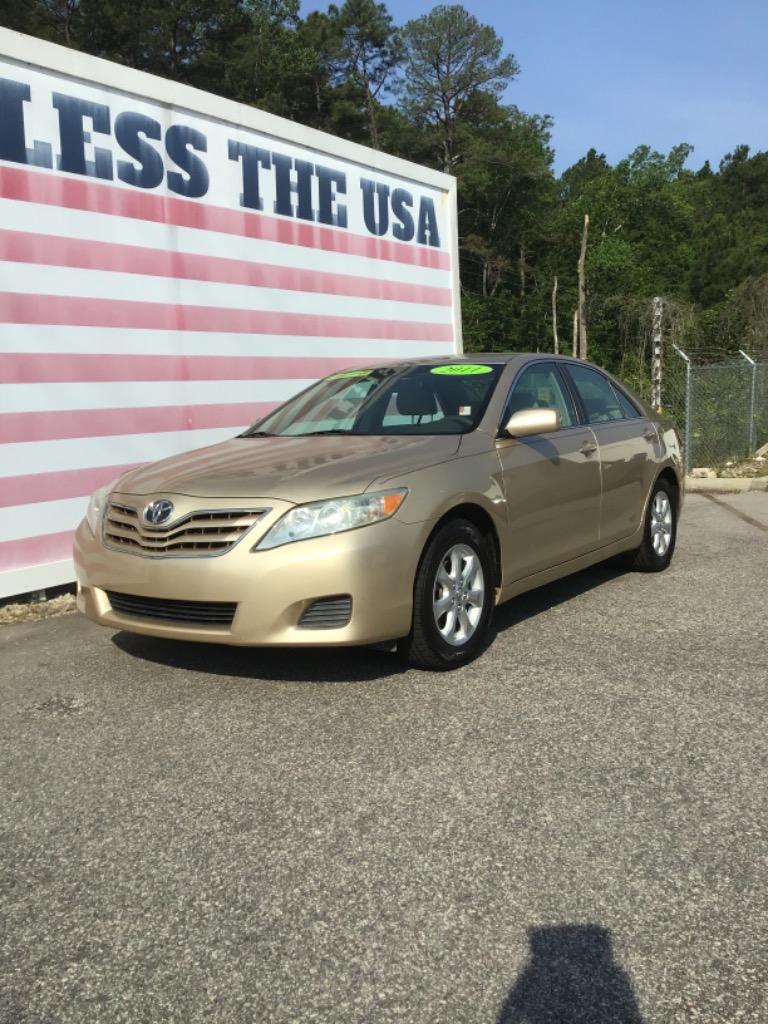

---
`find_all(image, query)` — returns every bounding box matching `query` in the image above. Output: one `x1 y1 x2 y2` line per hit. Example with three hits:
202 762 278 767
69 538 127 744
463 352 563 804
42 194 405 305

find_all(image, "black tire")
625 478 678 572
399 518 495 671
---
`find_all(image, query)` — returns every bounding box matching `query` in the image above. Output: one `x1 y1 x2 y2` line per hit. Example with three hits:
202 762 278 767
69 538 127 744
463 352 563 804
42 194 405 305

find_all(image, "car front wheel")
400 519 495 670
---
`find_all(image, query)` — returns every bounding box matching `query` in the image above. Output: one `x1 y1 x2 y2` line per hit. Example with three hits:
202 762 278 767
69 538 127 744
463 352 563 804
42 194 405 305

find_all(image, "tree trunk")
441 136 452 174
577 214 589 359
551 276 559 354
364 84 380 150
519 242 526 296
572 309 578 357
63 0 73 45
314 77 322 118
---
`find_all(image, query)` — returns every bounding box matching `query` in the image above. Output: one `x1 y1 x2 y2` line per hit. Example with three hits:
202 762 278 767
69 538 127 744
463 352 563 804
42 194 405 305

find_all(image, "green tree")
399 4 519 172
548 145 697 366
689 146 768 306
290 11 344 130
0 0 80 44
328 0 401 149
204 0 313 116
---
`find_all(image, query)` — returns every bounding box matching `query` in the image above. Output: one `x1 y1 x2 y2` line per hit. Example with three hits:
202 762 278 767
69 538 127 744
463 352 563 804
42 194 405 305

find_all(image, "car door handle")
580 441 598 455
643 429 657 441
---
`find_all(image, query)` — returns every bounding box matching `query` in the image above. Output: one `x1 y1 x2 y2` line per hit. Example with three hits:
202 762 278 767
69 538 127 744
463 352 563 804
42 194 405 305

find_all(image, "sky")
299 0 768 174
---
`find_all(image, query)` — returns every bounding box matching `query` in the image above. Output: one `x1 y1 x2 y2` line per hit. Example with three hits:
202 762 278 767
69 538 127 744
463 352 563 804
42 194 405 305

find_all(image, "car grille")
106 591 237 626
103 502 269 556
298 596 353 629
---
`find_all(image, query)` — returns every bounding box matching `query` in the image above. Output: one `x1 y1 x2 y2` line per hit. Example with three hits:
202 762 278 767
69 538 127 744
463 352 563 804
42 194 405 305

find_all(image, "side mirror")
503 407 561 437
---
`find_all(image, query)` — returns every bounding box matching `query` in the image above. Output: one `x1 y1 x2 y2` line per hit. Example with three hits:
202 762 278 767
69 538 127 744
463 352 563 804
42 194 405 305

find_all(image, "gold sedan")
74 355 684 669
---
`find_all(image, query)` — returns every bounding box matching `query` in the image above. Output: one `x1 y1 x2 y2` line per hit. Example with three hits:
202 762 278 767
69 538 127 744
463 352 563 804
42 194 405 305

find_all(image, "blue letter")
228 140 272 211
316 165 347 228
166 125 209 199
417 197 440 247
391 188 415 242
115 112 164 189
0 77 52 167
273 153 314 221
361 178 389 236
52 92 112 179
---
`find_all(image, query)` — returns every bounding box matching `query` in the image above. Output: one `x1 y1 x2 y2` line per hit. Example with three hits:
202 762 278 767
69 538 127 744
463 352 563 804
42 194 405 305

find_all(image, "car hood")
115 434 462 504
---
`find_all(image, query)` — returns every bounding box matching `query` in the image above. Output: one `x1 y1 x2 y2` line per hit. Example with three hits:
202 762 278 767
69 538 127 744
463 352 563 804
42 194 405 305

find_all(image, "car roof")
364 353 588 367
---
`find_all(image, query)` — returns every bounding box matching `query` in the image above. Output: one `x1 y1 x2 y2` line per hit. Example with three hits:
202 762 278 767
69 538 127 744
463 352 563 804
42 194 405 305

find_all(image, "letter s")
391 188 415 242
115 112 164 189
165 124 209 199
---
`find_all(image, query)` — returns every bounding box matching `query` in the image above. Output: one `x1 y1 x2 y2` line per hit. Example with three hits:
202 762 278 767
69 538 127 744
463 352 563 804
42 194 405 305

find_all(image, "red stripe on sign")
0 353 375 384
0 530 75 571
0 230 453 307
0 165 451 271
0 402 275 444
0 464 143 508
0 293 453 343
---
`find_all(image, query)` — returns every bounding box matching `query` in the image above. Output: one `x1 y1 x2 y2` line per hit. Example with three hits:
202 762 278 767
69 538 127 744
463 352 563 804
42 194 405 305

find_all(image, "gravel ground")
1 493 767 1024
0 592 76 625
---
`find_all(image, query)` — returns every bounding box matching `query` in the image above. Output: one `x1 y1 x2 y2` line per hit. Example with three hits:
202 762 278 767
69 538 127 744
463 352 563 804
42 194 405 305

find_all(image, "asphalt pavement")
1 493 767 1024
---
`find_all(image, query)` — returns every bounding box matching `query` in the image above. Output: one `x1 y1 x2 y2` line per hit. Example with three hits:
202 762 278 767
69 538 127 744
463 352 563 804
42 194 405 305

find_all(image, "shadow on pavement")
111 559 626 682
489 559 626 638
498 924 645 1024
110 631 405 683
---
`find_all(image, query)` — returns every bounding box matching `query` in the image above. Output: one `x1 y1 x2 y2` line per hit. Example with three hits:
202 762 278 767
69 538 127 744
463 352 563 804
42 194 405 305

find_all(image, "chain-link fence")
756 361 768 452
662 348 768 472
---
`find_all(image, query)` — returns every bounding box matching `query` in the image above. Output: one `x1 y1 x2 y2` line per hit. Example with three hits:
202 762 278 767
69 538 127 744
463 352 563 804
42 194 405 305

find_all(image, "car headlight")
85 479 118 535
254 488 408 550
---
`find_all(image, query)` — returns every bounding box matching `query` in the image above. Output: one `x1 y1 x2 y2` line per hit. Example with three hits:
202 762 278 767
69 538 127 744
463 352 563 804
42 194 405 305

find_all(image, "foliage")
329 0 402 148
399 5 518 173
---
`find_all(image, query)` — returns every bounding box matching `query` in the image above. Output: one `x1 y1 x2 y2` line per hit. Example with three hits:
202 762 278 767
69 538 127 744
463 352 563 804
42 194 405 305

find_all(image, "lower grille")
298 596 352 629
106 591 236 627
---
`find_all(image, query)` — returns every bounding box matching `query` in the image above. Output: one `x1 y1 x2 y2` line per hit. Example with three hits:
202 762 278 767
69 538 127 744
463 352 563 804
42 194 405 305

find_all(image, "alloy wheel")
432 543 485 647
650 490 673 556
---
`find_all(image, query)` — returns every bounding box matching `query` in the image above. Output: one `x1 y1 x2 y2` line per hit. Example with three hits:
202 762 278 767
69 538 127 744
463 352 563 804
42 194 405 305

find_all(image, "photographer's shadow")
498 925 645 1024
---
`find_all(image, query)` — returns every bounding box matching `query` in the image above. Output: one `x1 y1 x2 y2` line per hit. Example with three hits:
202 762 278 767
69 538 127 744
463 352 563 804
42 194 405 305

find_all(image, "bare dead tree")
551 276 559 354
577 213 589 359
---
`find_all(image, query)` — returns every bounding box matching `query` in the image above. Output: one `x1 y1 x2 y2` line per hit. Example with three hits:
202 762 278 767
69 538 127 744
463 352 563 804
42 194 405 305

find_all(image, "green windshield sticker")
431 363 493 376
327 369 373 380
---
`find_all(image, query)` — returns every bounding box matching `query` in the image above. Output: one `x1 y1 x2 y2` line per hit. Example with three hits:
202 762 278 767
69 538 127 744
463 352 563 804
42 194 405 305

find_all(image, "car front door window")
503 363 576 429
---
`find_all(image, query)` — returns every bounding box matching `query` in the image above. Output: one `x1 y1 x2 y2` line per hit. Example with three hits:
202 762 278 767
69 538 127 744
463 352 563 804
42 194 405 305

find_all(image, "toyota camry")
74 355 683 669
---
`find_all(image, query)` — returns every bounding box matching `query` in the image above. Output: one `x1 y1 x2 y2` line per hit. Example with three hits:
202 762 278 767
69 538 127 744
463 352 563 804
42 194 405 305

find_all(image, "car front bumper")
74 496 428 647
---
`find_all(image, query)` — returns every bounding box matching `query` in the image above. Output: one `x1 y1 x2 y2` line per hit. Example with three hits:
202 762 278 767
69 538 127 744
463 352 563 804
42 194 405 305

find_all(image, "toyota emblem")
144 499 174 526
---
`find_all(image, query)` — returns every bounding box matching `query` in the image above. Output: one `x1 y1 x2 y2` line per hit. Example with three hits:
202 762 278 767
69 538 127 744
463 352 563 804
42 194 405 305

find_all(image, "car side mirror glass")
503 408 561 437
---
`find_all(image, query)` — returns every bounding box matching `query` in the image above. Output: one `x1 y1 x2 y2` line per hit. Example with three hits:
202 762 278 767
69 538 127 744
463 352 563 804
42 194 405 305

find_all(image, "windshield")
243 363 504 438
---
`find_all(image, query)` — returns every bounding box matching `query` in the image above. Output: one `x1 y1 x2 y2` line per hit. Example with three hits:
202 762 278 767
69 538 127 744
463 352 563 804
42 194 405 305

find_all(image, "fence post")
739 350 757 454
651 296 663 411
672 344 693 473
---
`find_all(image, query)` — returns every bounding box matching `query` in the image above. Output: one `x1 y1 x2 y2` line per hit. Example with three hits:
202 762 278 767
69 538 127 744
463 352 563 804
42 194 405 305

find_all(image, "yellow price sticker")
430 364 493 376
327 369 374 380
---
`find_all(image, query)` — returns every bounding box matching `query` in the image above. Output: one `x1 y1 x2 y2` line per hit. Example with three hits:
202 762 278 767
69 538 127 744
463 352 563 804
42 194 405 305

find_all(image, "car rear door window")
611 386 642 419
564 364 626 423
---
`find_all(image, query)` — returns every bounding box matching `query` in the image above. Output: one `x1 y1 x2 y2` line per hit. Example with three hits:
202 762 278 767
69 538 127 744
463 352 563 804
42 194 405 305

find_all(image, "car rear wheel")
399 519 495 670
626 479 678 572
